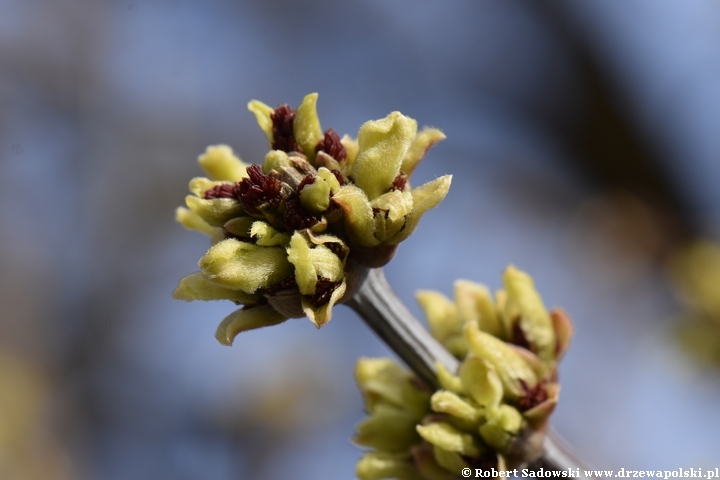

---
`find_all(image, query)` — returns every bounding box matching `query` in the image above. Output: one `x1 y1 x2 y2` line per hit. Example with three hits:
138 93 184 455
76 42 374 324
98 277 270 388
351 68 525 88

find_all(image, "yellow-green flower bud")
401 127 446 177
199 238 293 293
250 221 290 247
464 322 537 402
293 93 323 163
215 304 288 346
416 422 482 457
355 403 423 452
185 196 245 227
454 279 504 339
299 167 339 214
332 184 379 247
416 290 465 358
247 100 274 146
413 445 460 480
370 190 414 243
175 207 216 236
356 451 420 480
388 175 452 245
223 217 255 239
503 265 556 362
198 145 249 182
430 390 483 427
435 362 464 395
261 150 291 174
354 111 417 200
479 404 524 451
173 272 259 304
458 356 504 409
355 357 430 418
341 134 359 170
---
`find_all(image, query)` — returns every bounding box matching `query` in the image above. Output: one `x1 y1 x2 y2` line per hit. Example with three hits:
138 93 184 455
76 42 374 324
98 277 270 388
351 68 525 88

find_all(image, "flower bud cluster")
174 94 451 344
355 266 573 479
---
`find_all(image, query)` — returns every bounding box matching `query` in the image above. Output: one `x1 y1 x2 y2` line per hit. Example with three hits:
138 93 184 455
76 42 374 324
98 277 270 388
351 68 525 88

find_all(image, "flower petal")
250 221 291 247
353 112 417 200
550 308 574 361
293 93 322 163
286 232 343 294
223 217 255 239
401 127 446 177
454 279 504 339
479 405 523 451
199 238 293 293
332 185 380 247
388 175 452 244
299 168 334 214
464 323 537 402
416 290 461 344
356 451 419 480
355 403 421 452
173 272 259 304
503 265 556 362
198 145 248 182
355 358 430 417
434 363 463 396
215 304 288 346
370 190 414 243
458 356 503 409
430 390 483 425
341 134 359 170
175 207 216 236
247 100 274 146
301 279 346 328
188 177 226 197
416 422 481 457
185 195 245 227
523 383 559 428
412 444 458 480
432 445 470 475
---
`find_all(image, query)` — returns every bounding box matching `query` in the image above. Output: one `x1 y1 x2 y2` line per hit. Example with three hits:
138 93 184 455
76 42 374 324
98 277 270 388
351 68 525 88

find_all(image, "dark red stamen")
324 242 347 261
310 277 341 307
297 174 315 192
271 104 302 153
511 319 535 353
238 164 283 215
264 276 298 296
283 196 319 231
315 128 347 161
391 172 408 191
202 183 239 199
517 379 549 412
330 169 346 186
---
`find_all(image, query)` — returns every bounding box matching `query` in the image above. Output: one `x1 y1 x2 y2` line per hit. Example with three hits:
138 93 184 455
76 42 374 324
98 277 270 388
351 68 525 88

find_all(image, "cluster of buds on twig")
173 93 451 344
355 266 573 479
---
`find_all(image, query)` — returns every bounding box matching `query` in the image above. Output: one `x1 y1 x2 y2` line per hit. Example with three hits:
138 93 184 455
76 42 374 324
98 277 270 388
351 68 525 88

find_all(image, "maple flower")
354 267 574 478
174 94 451 344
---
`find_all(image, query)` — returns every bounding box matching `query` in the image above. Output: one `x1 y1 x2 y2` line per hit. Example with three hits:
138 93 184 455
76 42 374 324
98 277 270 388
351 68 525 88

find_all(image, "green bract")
174 93 451 344
354 267 574 478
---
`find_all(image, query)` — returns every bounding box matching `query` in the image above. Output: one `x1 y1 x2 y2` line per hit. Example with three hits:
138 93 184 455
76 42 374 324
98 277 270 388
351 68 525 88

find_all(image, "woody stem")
346 267 591 474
